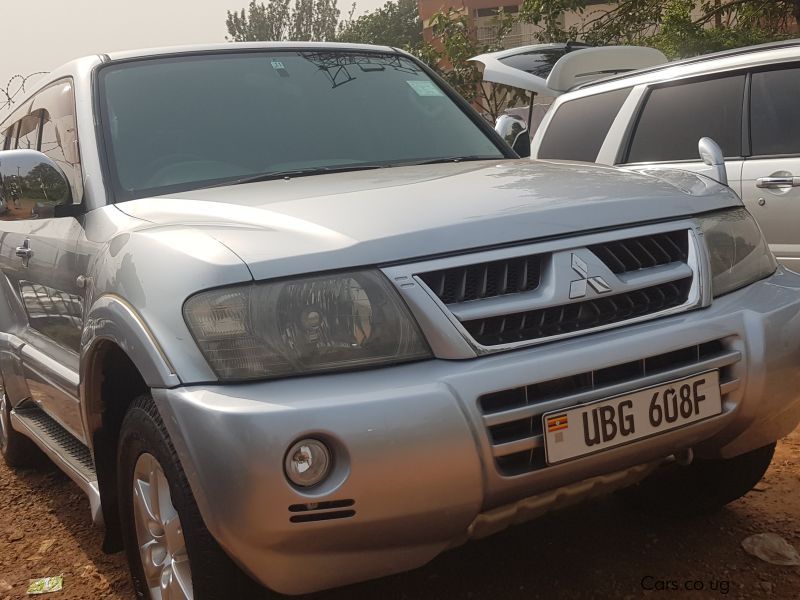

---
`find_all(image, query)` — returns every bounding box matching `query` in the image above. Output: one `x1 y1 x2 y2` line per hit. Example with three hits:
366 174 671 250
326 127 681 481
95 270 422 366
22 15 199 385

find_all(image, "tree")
418 8 529 122
519 0 800 57
226 0 339 42
337 0 423 50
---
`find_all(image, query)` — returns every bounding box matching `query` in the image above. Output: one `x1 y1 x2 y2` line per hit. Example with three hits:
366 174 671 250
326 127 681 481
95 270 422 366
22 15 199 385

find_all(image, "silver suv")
1 43 799 599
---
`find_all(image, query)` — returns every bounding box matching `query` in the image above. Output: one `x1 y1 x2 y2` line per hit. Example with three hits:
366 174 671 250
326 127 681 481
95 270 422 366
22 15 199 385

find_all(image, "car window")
32 80 83 202
98 51 506 201
750 66 800 156
16 111 43 150
1 122 17 150
626 75 745 163
0 81 82 221
498 44 591 78
537 87 631 162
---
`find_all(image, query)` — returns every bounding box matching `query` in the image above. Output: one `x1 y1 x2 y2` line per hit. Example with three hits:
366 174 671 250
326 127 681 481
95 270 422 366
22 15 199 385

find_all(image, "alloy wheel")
132 452 193 600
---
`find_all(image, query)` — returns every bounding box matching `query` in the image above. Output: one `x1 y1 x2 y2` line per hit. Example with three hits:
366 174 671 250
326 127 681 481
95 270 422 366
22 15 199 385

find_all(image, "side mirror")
698 137 727 186
495 114 531 158
0 149 73 219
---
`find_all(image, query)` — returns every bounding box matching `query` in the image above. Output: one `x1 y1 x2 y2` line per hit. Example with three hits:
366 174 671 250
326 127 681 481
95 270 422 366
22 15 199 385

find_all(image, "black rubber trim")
289 510 356 523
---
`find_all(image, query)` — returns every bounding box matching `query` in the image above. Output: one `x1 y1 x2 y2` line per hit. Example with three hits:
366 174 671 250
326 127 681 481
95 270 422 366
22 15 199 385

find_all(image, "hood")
116 159 739 280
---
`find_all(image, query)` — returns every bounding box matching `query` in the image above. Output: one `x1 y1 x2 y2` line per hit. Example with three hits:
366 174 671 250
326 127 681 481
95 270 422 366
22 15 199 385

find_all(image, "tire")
117 394 267 600
0 388 44 469
622 443 776 516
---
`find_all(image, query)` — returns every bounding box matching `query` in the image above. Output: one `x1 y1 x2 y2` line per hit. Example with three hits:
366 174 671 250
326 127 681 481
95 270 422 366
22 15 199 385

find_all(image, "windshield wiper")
213 163 387 188
401 155 501 166
210 156 499 189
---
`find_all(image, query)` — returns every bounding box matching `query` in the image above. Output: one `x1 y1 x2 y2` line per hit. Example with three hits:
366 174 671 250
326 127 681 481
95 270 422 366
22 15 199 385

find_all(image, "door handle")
756 176 800 189
14 238 33 266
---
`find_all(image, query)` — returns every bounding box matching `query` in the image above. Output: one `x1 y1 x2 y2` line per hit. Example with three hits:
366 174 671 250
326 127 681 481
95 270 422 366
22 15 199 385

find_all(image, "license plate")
543 371 721 465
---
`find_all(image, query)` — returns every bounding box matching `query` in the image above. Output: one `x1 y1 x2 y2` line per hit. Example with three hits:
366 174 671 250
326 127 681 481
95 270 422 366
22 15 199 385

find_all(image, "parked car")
483 39 800 271
471 42 668 151
1 43 800 600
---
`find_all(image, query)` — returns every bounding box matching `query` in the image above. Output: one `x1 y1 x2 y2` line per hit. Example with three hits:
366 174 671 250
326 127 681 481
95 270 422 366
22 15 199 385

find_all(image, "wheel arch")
80 295 180 550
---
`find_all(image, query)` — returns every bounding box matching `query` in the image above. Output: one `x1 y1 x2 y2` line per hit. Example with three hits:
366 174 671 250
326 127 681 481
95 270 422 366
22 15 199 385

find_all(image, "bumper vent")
418 255 541 304
288 499 355 523
478 339 741 476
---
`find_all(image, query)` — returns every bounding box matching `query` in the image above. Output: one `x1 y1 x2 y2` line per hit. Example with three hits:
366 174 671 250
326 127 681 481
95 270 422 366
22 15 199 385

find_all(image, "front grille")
479 340 740 476
464 278 692 346
590 230 688 273
414 228 697 349
418 255 542 304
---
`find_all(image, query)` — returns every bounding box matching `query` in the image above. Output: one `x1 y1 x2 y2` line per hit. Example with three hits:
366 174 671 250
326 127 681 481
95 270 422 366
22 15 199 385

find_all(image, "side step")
10 406 103 527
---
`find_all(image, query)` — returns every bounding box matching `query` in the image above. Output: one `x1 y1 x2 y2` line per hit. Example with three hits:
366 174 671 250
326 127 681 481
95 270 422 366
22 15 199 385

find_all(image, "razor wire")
0 72 48 117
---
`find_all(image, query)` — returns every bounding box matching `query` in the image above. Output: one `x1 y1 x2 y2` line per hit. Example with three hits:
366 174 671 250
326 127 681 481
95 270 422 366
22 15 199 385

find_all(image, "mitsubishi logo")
569 253 612 299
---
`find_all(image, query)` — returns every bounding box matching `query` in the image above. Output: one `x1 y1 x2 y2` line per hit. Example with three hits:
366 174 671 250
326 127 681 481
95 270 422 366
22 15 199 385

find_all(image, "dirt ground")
1 429 799 600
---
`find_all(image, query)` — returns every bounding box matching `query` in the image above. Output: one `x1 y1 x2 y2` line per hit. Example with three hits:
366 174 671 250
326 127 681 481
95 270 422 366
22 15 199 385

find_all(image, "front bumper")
155 267 800 594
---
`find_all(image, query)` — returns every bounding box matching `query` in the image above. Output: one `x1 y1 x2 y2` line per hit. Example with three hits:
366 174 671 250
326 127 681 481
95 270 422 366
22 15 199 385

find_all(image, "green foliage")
226 0 339 42
519 0 800 58
337 0 422 50
417 8 529 121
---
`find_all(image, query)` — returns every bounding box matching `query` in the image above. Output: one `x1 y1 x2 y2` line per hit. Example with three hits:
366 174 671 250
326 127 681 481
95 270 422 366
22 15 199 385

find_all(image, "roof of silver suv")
102 41 399 62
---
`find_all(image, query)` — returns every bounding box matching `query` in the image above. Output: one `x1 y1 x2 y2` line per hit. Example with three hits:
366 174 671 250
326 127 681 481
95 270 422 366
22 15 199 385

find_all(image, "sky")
0 0 385 110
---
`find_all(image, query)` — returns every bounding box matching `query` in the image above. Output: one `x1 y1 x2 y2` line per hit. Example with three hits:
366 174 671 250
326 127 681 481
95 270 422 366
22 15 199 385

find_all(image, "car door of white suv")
614 74 747 198
741 65 800 271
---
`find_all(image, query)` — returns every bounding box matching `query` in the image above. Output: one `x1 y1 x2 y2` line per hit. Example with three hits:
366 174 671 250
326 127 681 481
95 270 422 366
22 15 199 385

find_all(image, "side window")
33 80 83 202
538 88 631 162
16 111 43 150
626 75 745 163
750 67 800 156
2 122 19 150
0 81 80 221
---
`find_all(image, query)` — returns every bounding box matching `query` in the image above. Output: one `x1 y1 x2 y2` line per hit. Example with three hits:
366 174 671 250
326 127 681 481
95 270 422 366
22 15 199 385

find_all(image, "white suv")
504 40 800 271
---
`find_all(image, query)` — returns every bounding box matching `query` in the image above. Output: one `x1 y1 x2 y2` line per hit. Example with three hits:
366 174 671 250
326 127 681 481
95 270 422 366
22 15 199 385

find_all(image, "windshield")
98 50 506 200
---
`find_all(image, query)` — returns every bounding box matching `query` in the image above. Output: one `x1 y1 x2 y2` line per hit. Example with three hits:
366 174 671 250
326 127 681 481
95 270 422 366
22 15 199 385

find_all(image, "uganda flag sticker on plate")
546 413 568 434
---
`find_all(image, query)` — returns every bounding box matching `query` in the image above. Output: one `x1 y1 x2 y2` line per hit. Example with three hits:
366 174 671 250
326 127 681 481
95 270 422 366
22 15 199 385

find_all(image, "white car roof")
570 38 800 96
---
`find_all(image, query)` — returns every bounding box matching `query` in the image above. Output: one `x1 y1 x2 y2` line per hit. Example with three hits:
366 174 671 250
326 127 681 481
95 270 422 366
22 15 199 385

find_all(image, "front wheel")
117 395 266 599
622 442 776 515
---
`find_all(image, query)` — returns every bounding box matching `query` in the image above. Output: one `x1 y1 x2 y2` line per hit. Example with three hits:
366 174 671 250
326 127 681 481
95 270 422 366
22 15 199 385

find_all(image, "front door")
0 215 85 441
619 73 747 197
0 78 88 443
740 66 800 271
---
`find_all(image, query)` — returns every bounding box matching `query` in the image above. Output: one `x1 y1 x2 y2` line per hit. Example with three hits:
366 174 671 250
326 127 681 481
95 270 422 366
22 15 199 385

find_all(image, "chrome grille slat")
478 340 740 476
492 436 543 457
412 227 699 352
418 255 542 305
482 349 742 428
720 379 741 395
591 230 688 274
464 278 692 346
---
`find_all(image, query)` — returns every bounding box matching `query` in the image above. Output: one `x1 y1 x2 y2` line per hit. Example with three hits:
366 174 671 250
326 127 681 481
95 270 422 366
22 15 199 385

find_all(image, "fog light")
285 439 331 487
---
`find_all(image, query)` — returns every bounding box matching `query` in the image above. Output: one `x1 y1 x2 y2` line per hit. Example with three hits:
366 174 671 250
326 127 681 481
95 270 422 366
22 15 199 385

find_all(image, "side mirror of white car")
698 137 728 186
495 114 530 157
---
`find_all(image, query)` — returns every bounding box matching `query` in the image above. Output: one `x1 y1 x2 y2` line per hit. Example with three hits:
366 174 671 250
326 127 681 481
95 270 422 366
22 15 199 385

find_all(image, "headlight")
183 269 431 380
699 207 777 297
